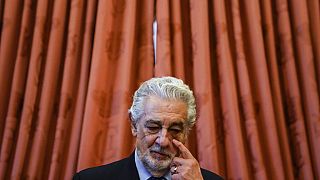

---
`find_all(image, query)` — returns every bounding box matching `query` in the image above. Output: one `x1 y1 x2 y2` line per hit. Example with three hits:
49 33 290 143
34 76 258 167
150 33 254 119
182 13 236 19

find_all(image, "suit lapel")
118 152 140 180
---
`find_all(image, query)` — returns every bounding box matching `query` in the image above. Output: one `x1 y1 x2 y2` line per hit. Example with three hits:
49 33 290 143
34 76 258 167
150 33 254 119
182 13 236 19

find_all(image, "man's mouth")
150 150 170 159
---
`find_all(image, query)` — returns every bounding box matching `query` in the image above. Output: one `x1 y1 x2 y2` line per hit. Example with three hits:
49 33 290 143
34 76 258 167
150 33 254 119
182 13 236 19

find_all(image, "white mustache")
149 145 174 158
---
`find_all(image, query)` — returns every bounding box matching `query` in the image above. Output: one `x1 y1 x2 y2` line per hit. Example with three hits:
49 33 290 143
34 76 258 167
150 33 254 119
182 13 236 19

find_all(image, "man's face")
131 95 189 174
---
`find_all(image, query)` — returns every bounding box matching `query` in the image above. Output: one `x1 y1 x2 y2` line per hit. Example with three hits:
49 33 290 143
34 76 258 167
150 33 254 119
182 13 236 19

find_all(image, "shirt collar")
134 149 171 180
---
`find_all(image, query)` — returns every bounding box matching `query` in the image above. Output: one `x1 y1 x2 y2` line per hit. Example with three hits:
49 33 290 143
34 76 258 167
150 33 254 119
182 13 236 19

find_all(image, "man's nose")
156 129 171 147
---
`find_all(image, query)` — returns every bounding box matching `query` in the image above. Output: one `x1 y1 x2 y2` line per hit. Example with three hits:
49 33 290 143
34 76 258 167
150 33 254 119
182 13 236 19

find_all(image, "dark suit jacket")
73 152 223 180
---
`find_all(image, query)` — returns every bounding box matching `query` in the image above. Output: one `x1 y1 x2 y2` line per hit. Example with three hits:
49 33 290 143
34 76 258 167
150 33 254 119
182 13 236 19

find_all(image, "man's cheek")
145 135 157 146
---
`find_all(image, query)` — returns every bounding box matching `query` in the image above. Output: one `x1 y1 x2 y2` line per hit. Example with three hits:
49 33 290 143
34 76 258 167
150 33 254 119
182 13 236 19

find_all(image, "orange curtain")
0 0 319 180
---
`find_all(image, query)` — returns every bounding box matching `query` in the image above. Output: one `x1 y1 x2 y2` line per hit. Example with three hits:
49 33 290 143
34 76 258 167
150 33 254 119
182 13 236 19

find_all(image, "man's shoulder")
200 168 224 180
73 157 130 180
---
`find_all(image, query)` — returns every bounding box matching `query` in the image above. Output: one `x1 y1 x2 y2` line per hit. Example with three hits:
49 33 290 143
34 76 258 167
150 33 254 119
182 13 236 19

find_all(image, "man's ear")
131 123 137 136
129 112 137 136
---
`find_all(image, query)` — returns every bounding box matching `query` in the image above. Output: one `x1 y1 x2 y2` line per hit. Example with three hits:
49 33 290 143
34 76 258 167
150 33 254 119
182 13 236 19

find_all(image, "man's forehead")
144 96 187 112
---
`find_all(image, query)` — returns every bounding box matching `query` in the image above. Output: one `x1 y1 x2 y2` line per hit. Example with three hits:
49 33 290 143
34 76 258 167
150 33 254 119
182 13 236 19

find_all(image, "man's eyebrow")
145 119 162 125
169 121 184 127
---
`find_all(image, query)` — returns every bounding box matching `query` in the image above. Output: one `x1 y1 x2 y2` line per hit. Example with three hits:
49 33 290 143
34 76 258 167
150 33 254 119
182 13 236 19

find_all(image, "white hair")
129 76 196 128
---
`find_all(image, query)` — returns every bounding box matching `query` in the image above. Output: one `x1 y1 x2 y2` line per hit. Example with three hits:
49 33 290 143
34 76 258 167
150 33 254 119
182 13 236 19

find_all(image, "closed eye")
146 125 161 133
169 127 183 133
147 126 160 130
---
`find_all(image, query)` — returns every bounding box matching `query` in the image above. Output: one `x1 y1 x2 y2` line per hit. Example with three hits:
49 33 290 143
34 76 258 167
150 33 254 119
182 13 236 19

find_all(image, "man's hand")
170 139 204 180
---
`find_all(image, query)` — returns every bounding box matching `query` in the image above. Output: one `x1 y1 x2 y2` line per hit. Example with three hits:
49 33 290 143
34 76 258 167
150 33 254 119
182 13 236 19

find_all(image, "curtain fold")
290 1 320 179
210 0 250 178
230 0 268 179
274 0 315 179
8 0 52 178
260 0 295 179
0 0 23 146
242 1 287 179
47 0 87 179
63 0 97 178
189 0 223 175
0 0 319 179
77 0 155 172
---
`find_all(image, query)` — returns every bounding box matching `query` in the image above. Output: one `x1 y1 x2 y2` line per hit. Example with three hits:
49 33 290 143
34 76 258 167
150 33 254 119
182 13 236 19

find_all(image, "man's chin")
144 155 172 171
137 149 174 173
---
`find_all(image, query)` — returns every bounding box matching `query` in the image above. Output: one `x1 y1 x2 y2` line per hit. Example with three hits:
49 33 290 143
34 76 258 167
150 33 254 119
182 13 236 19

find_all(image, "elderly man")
74 77 222 180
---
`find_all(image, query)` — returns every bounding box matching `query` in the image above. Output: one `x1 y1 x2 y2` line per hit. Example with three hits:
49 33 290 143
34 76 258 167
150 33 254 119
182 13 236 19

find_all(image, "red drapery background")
0 0 319 179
